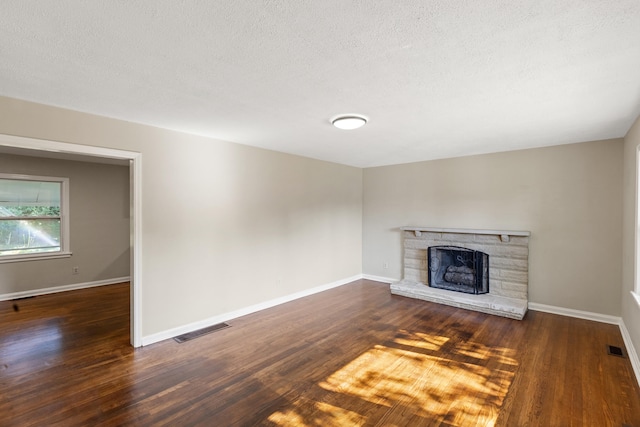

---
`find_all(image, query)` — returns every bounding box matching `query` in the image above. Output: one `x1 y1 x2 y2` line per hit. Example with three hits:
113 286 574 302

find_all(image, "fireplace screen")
428 246 489 294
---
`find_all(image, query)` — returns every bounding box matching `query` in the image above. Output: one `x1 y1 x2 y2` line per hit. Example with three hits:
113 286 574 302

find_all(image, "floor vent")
607 345 625 358
174 322 231 343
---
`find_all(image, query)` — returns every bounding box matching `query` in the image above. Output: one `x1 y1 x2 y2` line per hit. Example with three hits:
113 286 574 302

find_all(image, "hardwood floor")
1 280 639 426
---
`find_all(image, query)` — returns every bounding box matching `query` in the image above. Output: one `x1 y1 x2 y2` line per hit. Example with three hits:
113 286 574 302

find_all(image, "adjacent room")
1 1 640 425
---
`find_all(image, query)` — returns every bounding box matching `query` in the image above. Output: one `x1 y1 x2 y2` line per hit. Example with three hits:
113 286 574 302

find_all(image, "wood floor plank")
1 280 639 426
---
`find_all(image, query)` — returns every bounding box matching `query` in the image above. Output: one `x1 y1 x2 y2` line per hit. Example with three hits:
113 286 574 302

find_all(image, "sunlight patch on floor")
393 330 449 351
268 399 367 427
321 346 514 425
267 331 517 426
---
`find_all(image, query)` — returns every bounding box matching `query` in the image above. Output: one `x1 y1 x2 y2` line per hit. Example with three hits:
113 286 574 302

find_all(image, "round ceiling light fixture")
331 114 368 130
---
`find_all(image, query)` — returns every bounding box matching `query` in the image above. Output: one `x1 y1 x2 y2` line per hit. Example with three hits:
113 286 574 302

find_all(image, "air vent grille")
174 322 231 343
607 345 625 358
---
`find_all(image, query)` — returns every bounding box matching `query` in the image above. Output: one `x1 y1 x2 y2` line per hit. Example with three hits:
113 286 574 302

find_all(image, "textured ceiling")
1 1 639 168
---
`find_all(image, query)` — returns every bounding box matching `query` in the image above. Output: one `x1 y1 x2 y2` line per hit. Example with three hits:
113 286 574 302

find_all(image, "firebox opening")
428 246 489 295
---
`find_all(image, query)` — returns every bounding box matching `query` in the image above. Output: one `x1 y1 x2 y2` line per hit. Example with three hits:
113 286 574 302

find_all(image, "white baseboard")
362 274 398 284
528 302 621 324
619 320 640 388
0 277 131 301
141 274 362 346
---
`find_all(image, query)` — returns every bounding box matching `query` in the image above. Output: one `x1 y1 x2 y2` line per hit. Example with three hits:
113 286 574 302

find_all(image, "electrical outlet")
72 266 79 275
383 262 389 269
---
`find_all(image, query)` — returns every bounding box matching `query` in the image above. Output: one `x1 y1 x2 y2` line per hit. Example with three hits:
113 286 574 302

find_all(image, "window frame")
0 173 71 263
634 146 640 307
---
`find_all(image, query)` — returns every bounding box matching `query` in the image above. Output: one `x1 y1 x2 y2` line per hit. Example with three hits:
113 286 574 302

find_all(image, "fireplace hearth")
428 246 488 294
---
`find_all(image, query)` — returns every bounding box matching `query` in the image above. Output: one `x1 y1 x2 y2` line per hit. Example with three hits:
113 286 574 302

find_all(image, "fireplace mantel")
400 226 530 236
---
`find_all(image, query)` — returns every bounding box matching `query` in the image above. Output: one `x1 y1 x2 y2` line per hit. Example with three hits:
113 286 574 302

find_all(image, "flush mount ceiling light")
331 114 368 130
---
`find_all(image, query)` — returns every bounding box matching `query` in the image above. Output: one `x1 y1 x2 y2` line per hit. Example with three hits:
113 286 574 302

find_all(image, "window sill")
0 251 72 264
632 291 640 309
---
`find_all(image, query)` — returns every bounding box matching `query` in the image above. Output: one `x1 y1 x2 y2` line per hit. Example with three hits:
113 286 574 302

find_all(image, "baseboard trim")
528 302 621 325
362 274 398 284
619 319 640 388
0 277 131 301
141 274 362 346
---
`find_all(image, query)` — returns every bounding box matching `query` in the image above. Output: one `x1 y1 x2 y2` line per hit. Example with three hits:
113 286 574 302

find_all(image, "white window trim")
632 290 640 309
0 173 71 263
634 145 640 308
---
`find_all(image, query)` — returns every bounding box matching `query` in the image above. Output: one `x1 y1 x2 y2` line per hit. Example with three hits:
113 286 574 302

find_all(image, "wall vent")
174 322 231 343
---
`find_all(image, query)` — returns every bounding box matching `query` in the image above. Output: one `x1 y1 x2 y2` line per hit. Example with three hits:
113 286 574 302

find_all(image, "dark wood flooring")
1 280 639 426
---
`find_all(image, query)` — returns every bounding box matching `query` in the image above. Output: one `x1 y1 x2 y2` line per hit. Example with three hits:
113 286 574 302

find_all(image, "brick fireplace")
390 227 530 319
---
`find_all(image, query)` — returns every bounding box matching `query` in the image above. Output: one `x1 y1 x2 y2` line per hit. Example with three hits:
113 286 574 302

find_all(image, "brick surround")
391 227 530 319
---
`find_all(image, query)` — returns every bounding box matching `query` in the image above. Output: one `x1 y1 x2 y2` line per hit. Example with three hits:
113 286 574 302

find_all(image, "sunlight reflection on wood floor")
267 329 517 426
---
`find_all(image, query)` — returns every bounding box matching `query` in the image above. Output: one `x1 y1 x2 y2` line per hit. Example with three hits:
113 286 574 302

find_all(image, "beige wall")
0 96 363 338
622 114 640 356
363 139 623 315
0 154 130 293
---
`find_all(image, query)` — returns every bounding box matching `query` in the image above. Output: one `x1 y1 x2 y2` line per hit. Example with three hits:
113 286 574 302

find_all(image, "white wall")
363 139 623 316
0 96 363 339
622 114 640 357
0 153 130 294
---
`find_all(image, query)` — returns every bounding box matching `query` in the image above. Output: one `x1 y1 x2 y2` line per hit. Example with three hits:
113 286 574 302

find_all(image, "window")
0 174 70 262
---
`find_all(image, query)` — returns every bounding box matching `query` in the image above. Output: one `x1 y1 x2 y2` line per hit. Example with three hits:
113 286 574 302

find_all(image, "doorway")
0 133 142 347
